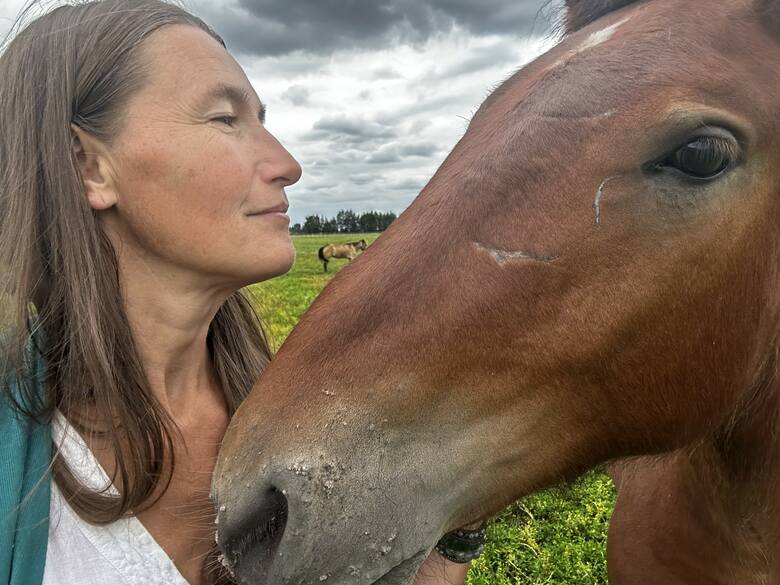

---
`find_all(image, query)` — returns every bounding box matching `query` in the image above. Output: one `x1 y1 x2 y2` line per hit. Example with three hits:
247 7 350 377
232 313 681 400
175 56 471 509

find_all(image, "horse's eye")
661 136 733 180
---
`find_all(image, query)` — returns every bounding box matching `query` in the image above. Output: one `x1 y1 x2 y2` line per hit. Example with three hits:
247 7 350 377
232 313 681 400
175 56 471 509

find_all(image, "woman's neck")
115 241 233 417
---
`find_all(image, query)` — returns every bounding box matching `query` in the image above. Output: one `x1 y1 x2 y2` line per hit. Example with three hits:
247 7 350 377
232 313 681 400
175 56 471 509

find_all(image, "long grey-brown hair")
0 0 272 526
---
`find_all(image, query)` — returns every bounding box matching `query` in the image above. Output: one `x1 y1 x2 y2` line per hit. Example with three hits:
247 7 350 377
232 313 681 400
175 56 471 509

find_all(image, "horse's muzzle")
214 435 450 585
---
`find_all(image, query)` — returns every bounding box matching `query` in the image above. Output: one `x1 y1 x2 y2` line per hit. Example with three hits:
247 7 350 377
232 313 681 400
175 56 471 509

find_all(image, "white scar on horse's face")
578 16 632 53
534 16 632 120
473 242 558 264
594 176 621 225
549 15 633 71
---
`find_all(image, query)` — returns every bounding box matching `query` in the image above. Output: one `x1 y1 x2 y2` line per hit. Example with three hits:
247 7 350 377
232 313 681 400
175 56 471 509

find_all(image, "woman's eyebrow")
201 82 266 123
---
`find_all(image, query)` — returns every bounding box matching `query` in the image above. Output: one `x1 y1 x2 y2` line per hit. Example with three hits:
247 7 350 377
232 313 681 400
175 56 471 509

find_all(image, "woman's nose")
258 128 302 187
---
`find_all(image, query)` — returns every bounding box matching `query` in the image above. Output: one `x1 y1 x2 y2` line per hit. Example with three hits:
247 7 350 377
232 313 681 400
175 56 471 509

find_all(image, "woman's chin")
210 240 296 289
246 250 296 284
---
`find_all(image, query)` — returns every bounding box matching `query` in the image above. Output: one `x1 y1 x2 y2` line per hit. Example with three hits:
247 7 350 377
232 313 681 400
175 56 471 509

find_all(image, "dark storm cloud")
399 142 440 157
311 115 389 137
362 141 440 164
390 177 426 191
281 84 310 106
306 114 397 150
366 148 401 164
373 92 475 127
430 42 525 80
371 66 404 80
307 181 341 191
194 0 554 58
350 174 378 185
292 191 396 209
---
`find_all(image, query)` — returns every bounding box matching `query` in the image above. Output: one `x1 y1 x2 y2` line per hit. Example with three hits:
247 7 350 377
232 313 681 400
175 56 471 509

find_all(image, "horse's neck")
608 383 780 584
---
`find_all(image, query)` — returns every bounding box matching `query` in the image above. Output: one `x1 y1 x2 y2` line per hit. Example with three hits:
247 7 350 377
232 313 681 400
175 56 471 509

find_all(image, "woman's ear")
70 123 118 211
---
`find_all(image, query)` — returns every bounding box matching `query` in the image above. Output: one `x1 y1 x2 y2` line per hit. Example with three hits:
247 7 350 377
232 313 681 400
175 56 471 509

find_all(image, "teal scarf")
0 337 51 585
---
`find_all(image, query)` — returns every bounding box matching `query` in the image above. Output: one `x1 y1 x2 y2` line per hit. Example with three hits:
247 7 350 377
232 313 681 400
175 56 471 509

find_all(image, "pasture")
247 233 616 584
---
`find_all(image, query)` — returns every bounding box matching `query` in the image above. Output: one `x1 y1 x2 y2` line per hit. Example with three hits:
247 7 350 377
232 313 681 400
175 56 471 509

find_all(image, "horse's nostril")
225 486 289 570
256 487 288 548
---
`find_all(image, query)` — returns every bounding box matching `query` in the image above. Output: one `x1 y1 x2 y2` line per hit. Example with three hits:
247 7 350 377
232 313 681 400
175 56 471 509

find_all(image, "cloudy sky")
0 0 562 225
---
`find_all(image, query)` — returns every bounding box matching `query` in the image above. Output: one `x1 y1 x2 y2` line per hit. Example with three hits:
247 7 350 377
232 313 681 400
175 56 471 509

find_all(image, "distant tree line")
291 210 397 234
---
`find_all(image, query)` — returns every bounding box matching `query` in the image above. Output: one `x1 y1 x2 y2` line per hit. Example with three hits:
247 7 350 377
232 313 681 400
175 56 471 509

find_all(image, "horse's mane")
565 0 642 33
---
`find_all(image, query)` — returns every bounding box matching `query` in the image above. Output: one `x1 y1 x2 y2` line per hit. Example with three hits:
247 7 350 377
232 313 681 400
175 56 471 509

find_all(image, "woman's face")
101 24 302 290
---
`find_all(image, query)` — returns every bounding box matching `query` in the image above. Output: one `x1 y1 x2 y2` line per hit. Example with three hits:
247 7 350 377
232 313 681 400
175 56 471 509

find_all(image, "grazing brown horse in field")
213 0 780 583
318 239 368 272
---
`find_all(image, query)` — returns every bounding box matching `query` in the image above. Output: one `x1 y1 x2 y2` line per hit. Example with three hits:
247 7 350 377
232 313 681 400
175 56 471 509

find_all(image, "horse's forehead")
490 0 763 120
550 15 634 70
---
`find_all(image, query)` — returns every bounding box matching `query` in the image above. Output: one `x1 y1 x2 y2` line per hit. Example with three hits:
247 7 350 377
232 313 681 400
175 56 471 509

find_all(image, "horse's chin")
371 550 428 585
228 540 429 585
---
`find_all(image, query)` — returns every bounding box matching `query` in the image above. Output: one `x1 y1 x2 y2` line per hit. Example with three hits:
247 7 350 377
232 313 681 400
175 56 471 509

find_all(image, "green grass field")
248 233 617 584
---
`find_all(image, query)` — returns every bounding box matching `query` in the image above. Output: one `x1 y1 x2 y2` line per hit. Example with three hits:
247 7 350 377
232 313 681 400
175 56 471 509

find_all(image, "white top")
42 411 189 585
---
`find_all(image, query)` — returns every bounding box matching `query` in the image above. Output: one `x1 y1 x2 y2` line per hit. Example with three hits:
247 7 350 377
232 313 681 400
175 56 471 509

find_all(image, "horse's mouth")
224 545 428 585
220 506 428 585
371 550 429 585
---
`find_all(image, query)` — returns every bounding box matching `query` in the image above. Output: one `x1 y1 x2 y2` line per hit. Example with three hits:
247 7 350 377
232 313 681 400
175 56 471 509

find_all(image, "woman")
0 1 472 584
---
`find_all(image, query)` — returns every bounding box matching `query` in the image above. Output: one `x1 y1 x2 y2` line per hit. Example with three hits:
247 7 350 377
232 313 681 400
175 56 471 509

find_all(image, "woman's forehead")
138 24 251 100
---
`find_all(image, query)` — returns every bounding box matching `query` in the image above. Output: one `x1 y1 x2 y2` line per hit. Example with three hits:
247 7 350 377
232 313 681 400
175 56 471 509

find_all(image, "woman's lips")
247 204 289 217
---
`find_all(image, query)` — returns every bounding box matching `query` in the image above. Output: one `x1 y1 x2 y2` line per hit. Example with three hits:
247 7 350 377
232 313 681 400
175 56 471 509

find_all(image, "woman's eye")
212 115 237 127
659 136 734 180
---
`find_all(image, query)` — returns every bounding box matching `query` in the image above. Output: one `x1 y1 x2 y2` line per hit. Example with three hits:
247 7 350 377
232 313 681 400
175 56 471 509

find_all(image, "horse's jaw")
212 354 601 584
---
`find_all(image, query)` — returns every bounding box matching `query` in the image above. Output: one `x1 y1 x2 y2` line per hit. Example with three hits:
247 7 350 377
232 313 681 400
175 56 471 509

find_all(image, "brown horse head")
213 0 780 583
